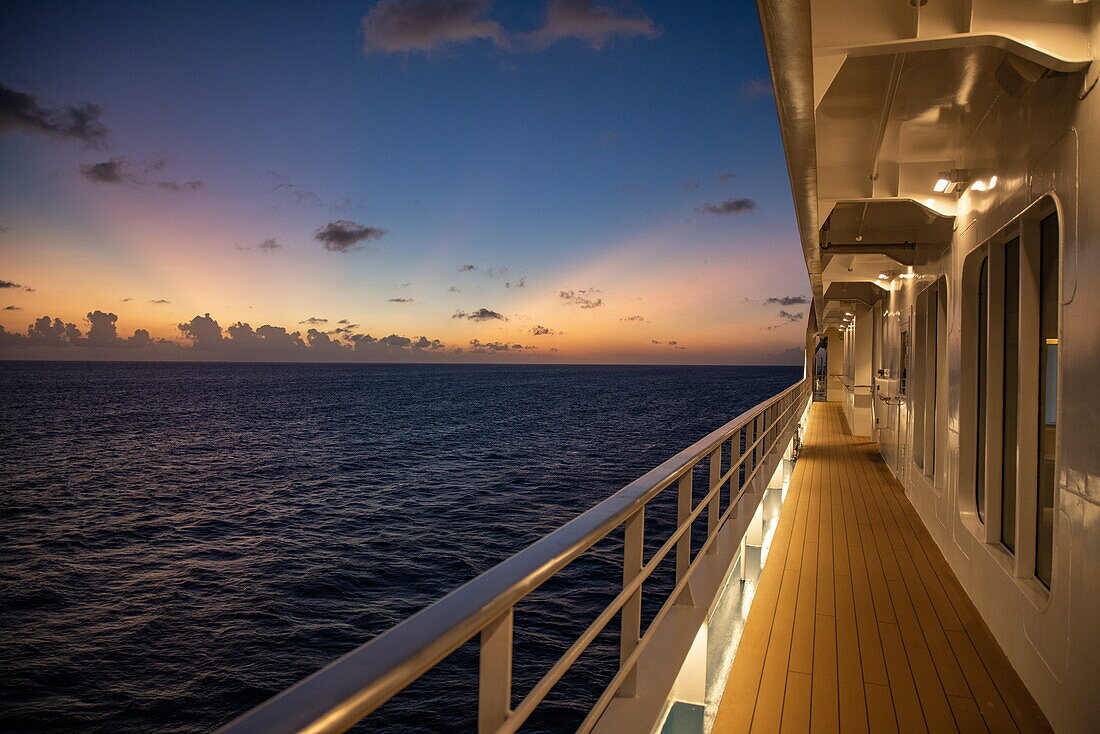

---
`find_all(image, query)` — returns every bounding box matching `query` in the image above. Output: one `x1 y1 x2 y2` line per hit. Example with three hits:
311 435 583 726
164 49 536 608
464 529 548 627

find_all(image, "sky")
0 0 809 364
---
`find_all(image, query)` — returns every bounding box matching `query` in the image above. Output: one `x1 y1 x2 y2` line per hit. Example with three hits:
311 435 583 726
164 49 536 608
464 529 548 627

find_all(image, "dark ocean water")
0 362 800 733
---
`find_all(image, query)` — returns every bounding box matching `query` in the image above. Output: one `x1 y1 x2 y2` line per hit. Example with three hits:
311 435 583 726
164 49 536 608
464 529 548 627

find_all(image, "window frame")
959 195 1061 599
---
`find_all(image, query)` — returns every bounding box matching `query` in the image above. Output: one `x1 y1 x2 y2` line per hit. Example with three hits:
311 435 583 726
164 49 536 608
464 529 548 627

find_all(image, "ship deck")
712 402 1051 733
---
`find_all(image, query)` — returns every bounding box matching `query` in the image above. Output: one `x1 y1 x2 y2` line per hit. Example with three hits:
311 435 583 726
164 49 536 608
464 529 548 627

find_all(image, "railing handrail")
216 378 808 734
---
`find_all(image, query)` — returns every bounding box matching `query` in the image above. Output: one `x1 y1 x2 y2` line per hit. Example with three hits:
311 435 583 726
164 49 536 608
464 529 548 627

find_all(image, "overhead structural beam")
821 243 916 265
756 0 823 323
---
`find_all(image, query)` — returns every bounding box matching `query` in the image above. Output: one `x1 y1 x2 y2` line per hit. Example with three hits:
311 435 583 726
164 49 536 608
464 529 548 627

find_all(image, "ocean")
0 361 800 733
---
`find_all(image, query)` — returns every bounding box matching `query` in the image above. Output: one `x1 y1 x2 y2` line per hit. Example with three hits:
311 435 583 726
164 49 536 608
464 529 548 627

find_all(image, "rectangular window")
976 257 989 522
1001 239 1019 553
1036 214 1059 586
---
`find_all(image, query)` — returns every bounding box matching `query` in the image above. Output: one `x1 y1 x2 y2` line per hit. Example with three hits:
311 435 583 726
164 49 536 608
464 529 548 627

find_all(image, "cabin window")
1036 213 1059 587
975 256 989 523
913 280 944 480
1000 239 1020 553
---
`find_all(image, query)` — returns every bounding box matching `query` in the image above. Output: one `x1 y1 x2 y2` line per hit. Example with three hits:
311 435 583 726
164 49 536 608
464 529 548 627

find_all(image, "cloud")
559 288 603 309
764 310 805 330
299 317 328 325
651 339 662 344
338 319 353 325
458 264 476 272
79 157 130 184
468 338 535 353
314 220 387 252
259 238 281 252
718 172 735 182
696 198 755 215
504 278 526 288
120 297 133 302
531 324 563 336
764 295 808 306
150 299 170 304
361 0 505 54
682 179 701 191
4 305 22 311
620 314 645 322
453 307 506 321
448 286 461 292
388 297 414 303
668 340 678 345
459 264 508 277
85 310 118 346
178 313 225 348
1 280 23 289
529 0 660 50
0 83 108 146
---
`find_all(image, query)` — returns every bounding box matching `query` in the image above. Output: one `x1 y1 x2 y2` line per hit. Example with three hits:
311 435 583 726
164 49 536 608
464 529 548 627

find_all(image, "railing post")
706 447 721 554
618 508 644 697
675 471 695 606
478 607 513 734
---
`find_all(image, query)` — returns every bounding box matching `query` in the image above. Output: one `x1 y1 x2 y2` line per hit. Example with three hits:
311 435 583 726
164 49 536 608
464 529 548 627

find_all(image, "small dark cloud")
388 297 414 303
778 310 804 322
718 172 735 182
299 317 328 325
453 308 506 322
338 319 352 325
531 325 563 336
560 288 603 309
0 83 108 146
361 0 505 54
682 180 701 191
458 264 476 272
504 278 526 288
314 220 387 252
447 286 461 292
696 198 755 216
23 287 35 292
259 238 281 252
620 315 646 322
468 338 535 353
0 280 22 289
4 305 22 310
120 297 133 302
150 299 170 304
651 339 662 344
79 157 129 184
146 157 170 172
668 340 678 345
674 345 687 350
764 295 808 306
529 0 661 50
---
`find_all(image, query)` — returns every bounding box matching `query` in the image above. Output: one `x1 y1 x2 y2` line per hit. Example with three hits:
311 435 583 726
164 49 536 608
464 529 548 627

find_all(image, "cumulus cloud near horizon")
696 198 755 216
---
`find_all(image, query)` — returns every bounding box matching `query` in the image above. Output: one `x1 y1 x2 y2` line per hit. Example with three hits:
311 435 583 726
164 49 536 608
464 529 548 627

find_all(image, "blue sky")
0 1 809 363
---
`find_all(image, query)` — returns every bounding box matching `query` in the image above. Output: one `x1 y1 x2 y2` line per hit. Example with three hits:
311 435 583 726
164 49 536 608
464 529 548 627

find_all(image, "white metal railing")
216 378 809 734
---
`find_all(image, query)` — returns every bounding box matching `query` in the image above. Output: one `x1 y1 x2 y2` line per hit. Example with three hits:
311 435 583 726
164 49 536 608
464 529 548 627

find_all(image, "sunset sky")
0 0 809 363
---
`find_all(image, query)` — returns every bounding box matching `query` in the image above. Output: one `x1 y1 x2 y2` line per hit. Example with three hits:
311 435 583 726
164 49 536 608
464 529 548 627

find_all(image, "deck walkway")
713 402 1050 733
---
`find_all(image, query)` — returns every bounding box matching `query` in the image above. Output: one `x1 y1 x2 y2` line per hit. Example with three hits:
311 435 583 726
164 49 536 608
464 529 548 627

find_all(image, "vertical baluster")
707 447 721 553
619 508 644 697
478 608 513 734
675 470 695 606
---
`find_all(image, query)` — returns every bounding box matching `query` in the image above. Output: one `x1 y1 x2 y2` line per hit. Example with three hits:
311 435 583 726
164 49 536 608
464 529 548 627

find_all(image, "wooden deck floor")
713 402 1050 734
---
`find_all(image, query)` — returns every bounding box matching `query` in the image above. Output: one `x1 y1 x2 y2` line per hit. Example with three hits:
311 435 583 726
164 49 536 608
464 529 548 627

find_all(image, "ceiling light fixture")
934 168 970 194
